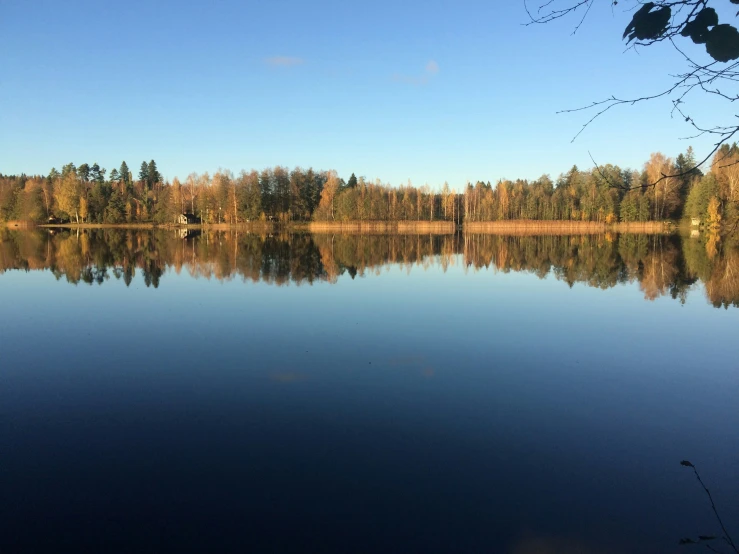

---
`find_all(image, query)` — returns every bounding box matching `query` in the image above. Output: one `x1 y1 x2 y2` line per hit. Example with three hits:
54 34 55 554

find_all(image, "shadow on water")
1 228 738 306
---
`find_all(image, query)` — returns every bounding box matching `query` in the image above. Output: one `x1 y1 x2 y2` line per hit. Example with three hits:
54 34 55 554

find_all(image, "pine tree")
119 161 131 187
347 173 358 189
78 163 91 182
147 160 160 188
139 161 149 187
90 163 106 184
104 190 125 223
61 163 77 179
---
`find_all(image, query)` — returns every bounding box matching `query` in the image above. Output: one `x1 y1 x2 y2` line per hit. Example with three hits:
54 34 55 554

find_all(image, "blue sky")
0 0 727 187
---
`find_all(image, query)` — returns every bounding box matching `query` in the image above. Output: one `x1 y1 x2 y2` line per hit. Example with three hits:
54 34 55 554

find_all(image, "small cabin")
691 218 701 227
177 213 201 225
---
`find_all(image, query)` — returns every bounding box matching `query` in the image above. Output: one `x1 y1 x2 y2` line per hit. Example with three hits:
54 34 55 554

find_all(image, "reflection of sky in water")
1 246 738 553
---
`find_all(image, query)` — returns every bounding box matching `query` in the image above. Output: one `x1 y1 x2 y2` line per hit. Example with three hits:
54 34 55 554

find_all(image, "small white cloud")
265 56 304 67
393 60 440 86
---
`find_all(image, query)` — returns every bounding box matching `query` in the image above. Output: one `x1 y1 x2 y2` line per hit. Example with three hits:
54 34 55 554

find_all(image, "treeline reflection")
0 229 737 307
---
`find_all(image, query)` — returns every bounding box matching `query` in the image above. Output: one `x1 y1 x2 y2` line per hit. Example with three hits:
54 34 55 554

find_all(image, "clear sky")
0 0 727 187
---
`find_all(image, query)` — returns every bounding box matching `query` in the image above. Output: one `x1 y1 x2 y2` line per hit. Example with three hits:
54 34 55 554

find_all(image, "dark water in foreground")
1 229 738 553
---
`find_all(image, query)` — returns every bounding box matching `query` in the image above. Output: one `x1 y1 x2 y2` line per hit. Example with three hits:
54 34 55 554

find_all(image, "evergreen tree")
347 173 358 189
88 181 110 222
104 190 122 222
77 163 91 182
90 163 106 184
139 161 149 186
685 173 719 220
119 161 131 187
674 147 701 218
61 163 76 179
147 160 160 188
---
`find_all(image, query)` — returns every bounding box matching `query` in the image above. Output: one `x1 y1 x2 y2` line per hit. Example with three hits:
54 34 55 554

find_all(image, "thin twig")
683 461 739 553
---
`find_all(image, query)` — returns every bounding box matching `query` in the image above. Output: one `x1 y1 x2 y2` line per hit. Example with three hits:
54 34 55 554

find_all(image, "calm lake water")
1 229 738 553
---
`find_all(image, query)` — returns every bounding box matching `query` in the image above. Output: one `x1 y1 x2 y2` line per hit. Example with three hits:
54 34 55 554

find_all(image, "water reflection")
1 228 737 307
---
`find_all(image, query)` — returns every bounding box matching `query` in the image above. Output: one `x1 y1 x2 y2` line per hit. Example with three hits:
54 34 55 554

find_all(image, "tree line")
1 145 738 226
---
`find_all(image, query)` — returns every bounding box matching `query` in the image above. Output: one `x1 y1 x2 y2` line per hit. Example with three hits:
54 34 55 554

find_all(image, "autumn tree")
170 177 183 220
712 143 739 221
54 170 81 223
16 178 45 222
185 173 198 214
707 195 723 230
644 153 681 220
78 196 89 223
212 170 233 223
317 170 341 220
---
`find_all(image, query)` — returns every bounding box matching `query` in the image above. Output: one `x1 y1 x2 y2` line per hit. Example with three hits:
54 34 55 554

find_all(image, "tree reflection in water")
1 228 737 308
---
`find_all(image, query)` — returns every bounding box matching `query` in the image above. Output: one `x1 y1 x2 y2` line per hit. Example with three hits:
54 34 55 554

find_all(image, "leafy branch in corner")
525 0 739 201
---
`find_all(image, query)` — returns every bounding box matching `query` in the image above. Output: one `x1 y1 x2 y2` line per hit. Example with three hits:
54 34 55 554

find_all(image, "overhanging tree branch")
526 0 739 206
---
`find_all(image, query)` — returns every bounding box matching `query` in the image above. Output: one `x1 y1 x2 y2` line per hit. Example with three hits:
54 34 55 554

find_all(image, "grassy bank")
42 222 158 230
39 222 278 231
4 220 37 229
305 221 456 234
463 220 672 235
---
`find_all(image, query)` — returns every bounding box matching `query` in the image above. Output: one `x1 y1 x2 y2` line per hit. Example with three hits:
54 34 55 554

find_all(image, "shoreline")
4 219 677 234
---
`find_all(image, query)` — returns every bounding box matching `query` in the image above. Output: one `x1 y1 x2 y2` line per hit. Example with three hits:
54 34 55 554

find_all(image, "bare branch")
527 0 739 183
689 463 739 553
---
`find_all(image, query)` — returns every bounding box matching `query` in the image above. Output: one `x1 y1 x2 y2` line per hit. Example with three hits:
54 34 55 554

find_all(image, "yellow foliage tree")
712 150 739 202
79 196 88 223
318 170 340 220
54 172 81 223
707 196 722 230
644 152 678 220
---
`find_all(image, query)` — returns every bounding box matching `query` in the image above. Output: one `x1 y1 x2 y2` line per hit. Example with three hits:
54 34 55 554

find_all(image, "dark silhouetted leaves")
706 24 739 62
679 537 697 545
698 535 717 541
623 3 671 42
680 460 695 467
680 8 718 44
678 7 739 61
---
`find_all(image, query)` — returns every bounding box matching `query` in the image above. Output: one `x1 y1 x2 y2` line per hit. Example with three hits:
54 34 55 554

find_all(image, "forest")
0 228 737 308
1 145 738 227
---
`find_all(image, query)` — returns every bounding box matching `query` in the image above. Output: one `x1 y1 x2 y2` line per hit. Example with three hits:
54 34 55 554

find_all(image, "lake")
1 228 738 553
